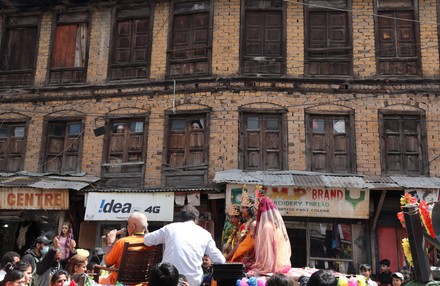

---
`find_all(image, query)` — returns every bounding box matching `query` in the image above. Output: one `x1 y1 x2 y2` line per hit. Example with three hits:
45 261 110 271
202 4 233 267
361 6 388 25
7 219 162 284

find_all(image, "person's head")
359 264 372 279
202 255 211 269
51 248 63 265
1 251 20 270
0 269 25 286
380 259 391 273
180 205 199 223
240 190 255 219
266 273 295 286
392 272 404 286
307 269 337 286
86 261 97 274
33 235 51 256
13 262 32 285
50 270 68 286
228 204 241 227
60 222 73 237
149 262 180 286
127 212 148 235
65 255 88 276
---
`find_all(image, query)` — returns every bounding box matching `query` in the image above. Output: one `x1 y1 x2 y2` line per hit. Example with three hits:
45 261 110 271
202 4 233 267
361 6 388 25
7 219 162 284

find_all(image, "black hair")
180 205 200 222
13 261 32 272
0 269 25 286
87 261 97 272
359 264 372 272
50 270 68 286
149 262 180 286
307 270 338 286
298 276 311 286
266 273 295 286
1 251 20 270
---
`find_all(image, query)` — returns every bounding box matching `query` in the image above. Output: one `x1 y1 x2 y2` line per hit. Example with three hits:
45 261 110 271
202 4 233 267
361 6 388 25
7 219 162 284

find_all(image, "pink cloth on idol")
250 196 291 274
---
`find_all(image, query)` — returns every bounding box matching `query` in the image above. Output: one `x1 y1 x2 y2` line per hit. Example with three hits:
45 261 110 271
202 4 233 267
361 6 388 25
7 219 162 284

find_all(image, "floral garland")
401 238 413 267
419 200 435 238
396 193 435 238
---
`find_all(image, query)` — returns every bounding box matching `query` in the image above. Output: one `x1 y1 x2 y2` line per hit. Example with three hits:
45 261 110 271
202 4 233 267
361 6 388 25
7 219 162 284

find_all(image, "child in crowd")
360 264 378 286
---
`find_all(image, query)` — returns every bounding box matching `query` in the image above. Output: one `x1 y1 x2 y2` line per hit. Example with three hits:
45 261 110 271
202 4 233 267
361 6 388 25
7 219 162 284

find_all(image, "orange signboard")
0 188 69 210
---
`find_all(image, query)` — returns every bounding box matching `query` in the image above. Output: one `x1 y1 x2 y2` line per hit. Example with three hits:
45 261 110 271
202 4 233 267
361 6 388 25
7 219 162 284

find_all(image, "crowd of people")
0 190 414 286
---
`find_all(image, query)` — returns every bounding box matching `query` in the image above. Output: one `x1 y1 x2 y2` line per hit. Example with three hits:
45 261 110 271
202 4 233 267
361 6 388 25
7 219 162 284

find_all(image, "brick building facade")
0 0 439 274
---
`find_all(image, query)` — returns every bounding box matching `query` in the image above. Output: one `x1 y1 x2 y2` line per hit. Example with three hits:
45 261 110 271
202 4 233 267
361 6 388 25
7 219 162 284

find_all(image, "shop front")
78 188 222 250
0 186 70 256
214 169 372 274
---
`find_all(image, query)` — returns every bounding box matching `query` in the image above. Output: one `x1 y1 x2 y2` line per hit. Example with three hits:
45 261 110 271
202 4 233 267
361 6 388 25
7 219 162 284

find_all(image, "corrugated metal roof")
291 175 324 187
30 180 89 191
320 175 366 188
84 187 220 193
0 176 90 191
214 169 440 190
214 169 368 188
363 176 402 190
390 176 440 188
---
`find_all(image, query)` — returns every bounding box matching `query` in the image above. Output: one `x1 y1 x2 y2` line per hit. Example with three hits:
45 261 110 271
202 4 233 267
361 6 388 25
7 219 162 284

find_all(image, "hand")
70 239 76 252
107 230 117 245
53 236 59 249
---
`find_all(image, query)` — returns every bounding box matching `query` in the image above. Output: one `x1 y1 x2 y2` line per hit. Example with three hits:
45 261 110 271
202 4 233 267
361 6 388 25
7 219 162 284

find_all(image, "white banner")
226 184 370 219
84 192 174 221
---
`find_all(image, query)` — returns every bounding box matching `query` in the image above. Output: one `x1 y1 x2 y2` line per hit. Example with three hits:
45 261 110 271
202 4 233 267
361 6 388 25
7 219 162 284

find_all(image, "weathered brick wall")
212 0 240 75
149 1 169 81
419 0 440 77
87 8 111 84
35 11 53 85
286 0 304 75
5 0 440 184
352 0 376 77
8 89 440 181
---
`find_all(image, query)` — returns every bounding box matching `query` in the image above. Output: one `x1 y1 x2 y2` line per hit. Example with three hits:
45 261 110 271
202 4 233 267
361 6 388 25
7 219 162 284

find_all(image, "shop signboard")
405 189 439 203
226 184 369 219
84 192 174 221
0 187 69 210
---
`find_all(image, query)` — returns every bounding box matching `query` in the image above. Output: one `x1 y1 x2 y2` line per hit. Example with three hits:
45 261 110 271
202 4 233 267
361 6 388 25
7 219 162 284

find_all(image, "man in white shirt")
144 205 226 286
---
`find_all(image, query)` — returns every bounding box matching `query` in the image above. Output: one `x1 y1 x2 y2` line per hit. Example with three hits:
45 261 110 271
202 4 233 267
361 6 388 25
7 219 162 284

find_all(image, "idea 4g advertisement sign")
226 184 369 219
84 192 174 221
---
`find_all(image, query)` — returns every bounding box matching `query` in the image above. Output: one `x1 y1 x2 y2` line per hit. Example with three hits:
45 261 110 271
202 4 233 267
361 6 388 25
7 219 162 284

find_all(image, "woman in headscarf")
251 195 291 274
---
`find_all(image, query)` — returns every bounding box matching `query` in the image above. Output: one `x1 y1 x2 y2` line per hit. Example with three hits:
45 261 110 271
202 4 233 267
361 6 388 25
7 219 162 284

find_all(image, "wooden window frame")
48 11 91 85
305 110 356 174
374 0 421 76
379 110 428 176
0 14 40 87
239 109 287 171
0 121 28 172
108 5 154 81
101 114 149 188
40 118 84 174
166 0 213 78
239 0 286 76
162 110 210 187
304 0 353 77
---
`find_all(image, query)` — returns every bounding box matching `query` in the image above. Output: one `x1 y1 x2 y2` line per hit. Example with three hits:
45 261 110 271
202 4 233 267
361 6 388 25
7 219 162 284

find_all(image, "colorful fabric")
231 231 254 264
251 196 291 274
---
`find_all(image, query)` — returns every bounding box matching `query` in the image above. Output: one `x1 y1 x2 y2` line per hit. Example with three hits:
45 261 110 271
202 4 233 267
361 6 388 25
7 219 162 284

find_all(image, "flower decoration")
397 211 405 228
236 277 266 286
419 200 435 238
401 238 413 267
400 193 418 206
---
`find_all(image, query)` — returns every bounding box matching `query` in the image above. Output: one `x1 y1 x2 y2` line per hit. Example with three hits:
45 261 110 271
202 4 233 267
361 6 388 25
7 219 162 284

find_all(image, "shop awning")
214 169 440 190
